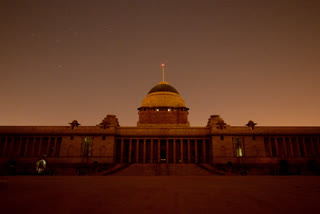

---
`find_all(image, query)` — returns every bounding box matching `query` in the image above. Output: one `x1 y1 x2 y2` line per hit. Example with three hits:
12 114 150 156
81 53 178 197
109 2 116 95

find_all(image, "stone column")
188 139 191 163
283 137 288 157
274 138 279 157
310 137 315 156
302 137 308 156
136 139 139 163
195 140 198 163
297 138 302 157
2 137 7 157
180 138 183 163
16 137 22 157
173 140 176 163
143 139 146 163
129 139 132 163
23 137 29 157
158 139 160 163
150 139 153 163
166 139 169 163
268 137 272 157
120 139 124 163
202 138 206 163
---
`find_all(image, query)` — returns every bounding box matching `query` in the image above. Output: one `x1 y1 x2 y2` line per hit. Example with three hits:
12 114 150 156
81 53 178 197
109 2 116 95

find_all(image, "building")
1 77 320 175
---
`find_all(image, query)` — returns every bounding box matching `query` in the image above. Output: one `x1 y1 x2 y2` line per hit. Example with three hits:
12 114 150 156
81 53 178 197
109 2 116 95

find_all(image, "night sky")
1 0 320 127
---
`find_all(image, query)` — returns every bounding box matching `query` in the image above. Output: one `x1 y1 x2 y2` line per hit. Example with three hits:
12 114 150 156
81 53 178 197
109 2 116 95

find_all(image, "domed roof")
148 82 179 95
141 82 186 108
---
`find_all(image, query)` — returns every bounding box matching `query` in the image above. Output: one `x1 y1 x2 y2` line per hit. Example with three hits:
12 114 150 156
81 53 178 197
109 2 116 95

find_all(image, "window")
70 136 74 140
102 136 106 140
233 137 243 157
252 135 256 141
81 137 93 157
220 135 224 141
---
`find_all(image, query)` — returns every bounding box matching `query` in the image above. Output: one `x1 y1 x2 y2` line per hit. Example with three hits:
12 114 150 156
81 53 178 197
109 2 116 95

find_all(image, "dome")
141 82 186 108
148 81 179 95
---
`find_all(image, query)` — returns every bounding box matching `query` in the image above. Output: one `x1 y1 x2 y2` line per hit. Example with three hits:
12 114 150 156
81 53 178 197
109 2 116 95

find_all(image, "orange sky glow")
1 0 320 127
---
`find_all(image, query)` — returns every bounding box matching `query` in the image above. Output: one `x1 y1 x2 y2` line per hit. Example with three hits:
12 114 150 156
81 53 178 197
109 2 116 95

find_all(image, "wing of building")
1 80 320 175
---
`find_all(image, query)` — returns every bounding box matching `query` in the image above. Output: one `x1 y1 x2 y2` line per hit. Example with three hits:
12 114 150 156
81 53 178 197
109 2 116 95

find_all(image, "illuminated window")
81 137 93 157
156 108 159 111
168 108 171 111
233 137 243 157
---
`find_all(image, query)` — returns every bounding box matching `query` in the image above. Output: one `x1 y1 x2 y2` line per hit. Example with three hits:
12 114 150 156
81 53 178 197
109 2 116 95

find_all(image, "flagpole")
162 63 165 82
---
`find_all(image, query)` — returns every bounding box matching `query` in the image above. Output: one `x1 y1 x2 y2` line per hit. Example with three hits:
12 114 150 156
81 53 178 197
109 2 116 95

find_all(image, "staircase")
109 163 216 176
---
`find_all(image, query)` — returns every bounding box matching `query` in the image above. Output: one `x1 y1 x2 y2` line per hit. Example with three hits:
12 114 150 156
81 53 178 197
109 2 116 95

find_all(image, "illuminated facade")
0 79 320 175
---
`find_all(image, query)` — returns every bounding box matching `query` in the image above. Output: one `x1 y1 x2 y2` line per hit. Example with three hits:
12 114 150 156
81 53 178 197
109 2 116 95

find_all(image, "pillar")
195 140 198 163
120 139 124 163
143 139 146 163
129 139 132 163
150 139 153 163
302 137 308 156
202 138 206 163
188 139 191 163
166 139 169 163
180 138 183 163
268 137 272 157
136 139 139 163
283 137 288 157
23 138 29 157
158 139 160 163
173 140 176 163
2 137 7 157
274 138 279 157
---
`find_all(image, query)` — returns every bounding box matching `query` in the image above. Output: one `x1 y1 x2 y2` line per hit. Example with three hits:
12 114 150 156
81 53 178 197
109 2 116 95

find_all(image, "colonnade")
115 138 212 163
264 136 320 158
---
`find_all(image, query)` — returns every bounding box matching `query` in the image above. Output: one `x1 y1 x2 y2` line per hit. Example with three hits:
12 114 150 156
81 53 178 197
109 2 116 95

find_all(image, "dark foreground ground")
2 176 320 214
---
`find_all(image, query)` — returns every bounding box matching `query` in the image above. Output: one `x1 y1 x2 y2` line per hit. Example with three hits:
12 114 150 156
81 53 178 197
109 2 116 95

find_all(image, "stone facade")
0 81 320 175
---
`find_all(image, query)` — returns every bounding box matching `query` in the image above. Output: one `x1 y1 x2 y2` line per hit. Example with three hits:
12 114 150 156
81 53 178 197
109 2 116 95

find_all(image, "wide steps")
110 164 215 176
